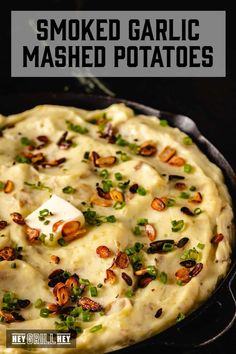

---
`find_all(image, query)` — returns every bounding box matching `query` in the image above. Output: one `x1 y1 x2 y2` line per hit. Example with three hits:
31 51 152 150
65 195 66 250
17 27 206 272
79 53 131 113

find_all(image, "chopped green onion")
137 186 147 196
197 243 205 250
90 287 98 297
171 220 185 232
128 143 139 154
39 233 47 242
20 136 33 146
125 247 135 256
137 218 148 226
176 312 185 323
106 215 116 223
70 307 81 317
184 164 193 173
114 172 123 181
116 135 128 146
97 283 103 288
162 243 174 252
133 226 142 235
39 209 51 217
34 298 45 308
79 278 90 285
15 155 31 164
66 121 88 134
3 291 14 304
24 181 52 192
194 208 202 215
72 286 83 297
147 265 158 278
62 186 76 194
189 185 196 191
82 310 92 322
10 262 16 269
102 179 113 192
49 233 54 241
83 151 90 160
160 119 169 127
126 290 134 298
134 242 144 252
159 272 168 284
65 315 75 327
99 310 105 316
99 169 109 179
166 198 176 207
183 136 193 145
89 324 103 333
0 181 4 190
120 152 129 162
179 192 190 199
176 280 183 286
40 308 50 318
113 201 126 210
44 220 50 225
117 180 130 191
57 238 66 247
180 247 200 261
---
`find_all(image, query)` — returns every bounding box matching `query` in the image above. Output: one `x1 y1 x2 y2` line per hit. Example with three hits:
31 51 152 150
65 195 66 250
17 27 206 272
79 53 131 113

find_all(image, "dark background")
0 1 235 354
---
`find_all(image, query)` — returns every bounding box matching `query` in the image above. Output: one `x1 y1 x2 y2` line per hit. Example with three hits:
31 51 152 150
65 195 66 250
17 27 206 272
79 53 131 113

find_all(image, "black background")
0 1 235 354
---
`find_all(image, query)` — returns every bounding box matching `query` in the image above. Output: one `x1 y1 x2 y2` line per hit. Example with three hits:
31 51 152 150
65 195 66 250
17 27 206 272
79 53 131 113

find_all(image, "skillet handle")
156 271 236 349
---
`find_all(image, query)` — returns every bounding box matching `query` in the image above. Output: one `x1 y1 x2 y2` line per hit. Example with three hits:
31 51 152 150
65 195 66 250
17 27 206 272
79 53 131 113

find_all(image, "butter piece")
25 194 85 246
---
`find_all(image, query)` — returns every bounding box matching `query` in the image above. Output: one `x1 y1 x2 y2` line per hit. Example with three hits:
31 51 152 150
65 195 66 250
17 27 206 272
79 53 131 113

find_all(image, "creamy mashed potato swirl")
0 104 234 354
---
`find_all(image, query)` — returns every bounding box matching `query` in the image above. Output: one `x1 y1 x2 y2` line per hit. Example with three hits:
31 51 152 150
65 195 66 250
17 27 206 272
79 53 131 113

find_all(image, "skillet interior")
0 92 235 352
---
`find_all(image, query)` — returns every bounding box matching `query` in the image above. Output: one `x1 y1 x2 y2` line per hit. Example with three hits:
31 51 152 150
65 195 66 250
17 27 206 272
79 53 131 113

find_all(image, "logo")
6 330 76 348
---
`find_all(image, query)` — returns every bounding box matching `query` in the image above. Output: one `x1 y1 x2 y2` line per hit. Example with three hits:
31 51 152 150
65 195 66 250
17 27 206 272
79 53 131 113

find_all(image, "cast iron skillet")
0 93 235 352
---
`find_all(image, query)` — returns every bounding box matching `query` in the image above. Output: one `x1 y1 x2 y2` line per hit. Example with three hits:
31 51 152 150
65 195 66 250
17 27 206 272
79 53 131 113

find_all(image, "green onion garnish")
20 136 33 146
90 287 97 297
62 186 76 194
40 308 50 318
89 324 103 333
102 179 113 192
137 218 148 226
159 271 168 284
114 172 123 181
106 215 116 223
171 220 185 232
197 243 205 250
176 312 185 323
189 185 196 191
194 208 202 215
34 298 45 308
15 155 31 164
162 243 174 252
99 169 109 179
133 226 142 235
79 278 90 285
183 136 193 145
137 186 147 196
57 238 66 247
179 192 190 199
83 151 90 160
166 198 176 207
113 201 126 210
126 290 134 298
184 164 193 173
160 119 169 127
66 121 88 134
147 265 158 278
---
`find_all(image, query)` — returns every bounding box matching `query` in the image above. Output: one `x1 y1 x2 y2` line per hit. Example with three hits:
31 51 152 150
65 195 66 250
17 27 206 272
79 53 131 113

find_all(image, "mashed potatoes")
0 104 233 353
